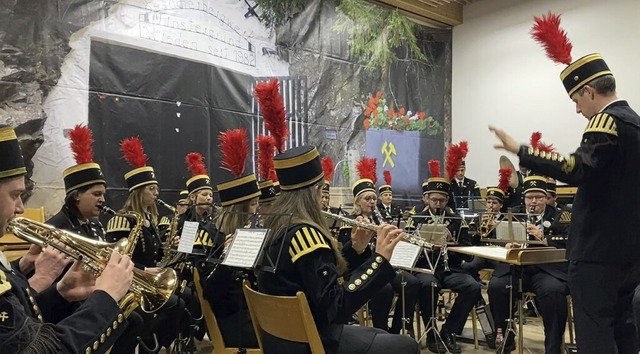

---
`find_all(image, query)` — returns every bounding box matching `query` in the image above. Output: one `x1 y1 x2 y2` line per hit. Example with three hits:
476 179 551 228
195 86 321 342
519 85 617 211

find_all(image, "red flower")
387 107 395 118
375 91 382 99
404 117 410 126
363 119 370 129
399 107 406 116
418 112 426 120
364 107 372 116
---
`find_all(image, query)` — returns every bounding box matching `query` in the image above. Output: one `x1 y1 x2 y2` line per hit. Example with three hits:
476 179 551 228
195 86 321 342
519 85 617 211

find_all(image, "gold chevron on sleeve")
289 227 330 263
106 215 131 233
585 113 617 136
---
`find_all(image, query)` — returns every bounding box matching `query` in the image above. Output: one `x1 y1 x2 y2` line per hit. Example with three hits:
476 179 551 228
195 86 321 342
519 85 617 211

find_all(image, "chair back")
1 207 45 261
242 280 325 354
193 269 262 354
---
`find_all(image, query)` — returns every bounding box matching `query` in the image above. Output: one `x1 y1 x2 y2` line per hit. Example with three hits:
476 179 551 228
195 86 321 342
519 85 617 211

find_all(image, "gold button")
37 315 43 321
348 284 356 290
100 334 106 343
86 347 92 354
375 256 383 263
354 279 362 286
117 314 124 323
574 75 579 81
366 269 373 275
106 327 112 336
371 262 378 269
361 274 367 280
93 341 99 350
33 305 40 312
113 321 118 330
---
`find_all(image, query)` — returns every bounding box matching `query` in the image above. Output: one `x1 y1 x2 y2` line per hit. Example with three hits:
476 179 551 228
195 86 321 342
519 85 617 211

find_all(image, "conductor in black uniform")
258 145 419 354
487 176 571 354
0 125 134 354
491 14 640 353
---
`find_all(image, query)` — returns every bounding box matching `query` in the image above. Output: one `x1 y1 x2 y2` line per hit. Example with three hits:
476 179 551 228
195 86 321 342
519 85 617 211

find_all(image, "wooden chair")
192 270 262 354
242 280 325 354
1 207 45 261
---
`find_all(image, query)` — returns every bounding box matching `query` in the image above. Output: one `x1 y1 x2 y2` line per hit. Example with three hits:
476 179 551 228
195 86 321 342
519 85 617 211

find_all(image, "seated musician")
257 145 419 354
158 189 189 236
462 186 506 282
338 159 419 335
377 171 402 222
487 175 570 354
545 178 571 211
105 137 185 352
1 125 135 354
408 160 480 354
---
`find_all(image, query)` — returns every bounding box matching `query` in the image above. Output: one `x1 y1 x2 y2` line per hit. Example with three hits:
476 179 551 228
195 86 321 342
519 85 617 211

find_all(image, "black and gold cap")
124 166 156 192
187 174 212 195
523 175 548 195
63 163 105 194
217 174 260 207
378 184 392 194
178 189 189 204
485 187 505 202
424 177 450 196
322 181 330 193
258 179 278 202
560 54 612 97
0 126 27 179
272 181 281 196
273 145 324 191
352 179 376 198
546 178 557 195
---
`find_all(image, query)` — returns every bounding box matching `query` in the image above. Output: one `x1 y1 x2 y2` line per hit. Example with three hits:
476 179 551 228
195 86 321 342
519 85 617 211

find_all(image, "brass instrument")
157 199 176 213
159 204 182 267
322 211 435 249
8 217 178 313
479 211 497 238
101 206 144 256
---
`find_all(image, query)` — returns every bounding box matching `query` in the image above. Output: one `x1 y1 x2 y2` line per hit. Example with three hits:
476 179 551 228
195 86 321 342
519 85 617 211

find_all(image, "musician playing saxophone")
407 162 478 354
0 125 134 354
487 175 570 354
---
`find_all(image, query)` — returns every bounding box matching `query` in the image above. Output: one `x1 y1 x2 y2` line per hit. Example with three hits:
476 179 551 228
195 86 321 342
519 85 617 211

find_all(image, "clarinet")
433 208 451 274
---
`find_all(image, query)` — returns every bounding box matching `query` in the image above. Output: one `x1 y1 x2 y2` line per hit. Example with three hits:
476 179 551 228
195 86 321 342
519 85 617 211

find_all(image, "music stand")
492 212 547 246
448 246 566 354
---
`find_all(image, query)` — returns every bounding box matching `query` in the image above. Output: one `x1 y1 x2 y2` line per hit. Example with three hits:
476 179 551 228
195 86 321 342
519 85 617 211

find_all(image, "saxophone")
101 206 144 256
159 203 181 266
7 217 177 313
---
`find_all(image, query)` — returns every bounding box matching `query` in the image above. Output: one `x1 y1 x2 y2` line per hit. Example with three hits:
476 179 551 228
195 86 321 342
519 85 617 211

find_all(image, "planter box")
365 129 444 202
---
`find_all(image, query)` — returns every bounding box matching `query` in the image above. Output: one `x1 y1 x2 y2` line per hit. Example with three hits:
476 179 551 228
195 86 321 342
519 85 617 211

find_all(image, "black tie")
459 182 463 189
387 206 391 214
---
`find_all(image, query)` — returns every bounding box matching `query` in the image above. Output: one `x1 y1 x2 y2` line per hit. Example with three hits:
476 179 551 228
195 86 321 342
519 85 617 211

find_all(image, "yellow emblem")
381 141 397 168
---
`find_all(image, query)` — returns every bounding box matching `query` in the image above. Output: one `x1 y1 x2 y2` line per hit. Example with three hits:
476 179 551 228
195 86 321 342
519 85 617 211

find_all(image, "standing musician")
448 159 481 212
338 158 419 335
408 160 479 354
487 176 570 354
104 137 185 352
0 125 134 354
377 170 402 222
490 12 640 353
197 128 261 349
258 145 419 354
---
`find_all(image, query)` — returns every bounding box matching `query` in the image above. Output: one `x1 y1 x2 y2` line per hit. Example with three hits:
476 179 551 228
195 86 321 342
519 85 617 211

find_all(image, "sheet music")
389 241 421 270
177 221 198 253
459 246 509 260
222 229 269 269
418 224 447 245
495 220 527 242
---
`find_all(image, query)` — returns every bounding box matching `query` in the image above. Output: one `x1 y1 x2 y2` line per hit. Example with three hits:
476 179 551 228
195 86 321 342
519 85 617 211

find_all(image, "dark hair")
577 75 616 96
64 183 103 219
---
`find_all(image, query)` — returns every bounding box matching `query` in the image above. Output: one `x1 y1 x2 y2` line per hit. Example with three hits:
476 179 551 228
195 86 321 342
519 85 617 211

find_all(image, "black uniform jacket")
492 204 571 280
105 214 163 269
407 207 472 272
519 100 640 263
448 177 481 210
0 261 126 353
47 206 106 241
376 202 402 222
258 223 396 354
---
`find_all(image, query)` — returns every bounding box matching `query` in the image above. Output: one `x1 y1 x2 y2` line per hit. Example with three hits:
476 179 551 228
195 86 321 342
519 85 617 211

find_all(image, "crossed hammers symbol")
381 142 397 168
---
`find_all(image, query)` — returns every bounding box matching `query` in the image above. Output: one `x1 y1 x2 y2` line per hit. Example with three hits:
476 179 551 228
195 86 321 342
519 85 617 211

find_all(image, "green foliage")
342 161 350 183
334 0 427 69
254 0 312 28
362 91 443 134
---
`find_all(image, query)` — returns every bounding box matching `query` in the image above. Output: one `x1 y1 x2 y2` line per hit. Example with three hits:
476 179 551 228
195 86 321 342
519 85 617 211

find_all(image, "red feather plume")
459 141 469 157
269 169 278 182
219 128 250 177
185 152 207 176
68 124 94 164
256 135 276 181
321 157 334 183
498 168 513 192
383 170 392 186
356 157 377 184
446 142 466 180
120 137 148 168
428 160 440 178
254 79 290 152
531 12 573 65
530 131 555 153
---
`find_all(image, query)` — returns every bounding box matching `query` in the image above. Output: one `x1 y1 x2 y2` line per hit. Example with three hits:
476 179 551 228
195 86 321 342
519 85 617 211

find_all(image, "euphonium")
322 211 435 250
7 217 178 314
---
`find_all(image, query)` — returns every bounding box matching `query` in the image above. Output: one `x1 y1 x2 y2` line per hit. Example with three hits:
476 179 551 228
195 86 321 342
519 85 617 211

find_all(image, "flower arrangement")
362 91 443 134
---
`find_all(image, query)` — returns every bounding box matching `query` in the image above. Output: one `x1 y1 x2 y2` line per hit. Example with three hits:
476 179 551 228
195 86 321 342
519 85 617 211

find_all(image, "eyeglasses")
363 195 378 202
429 198 447 204
524 195 546 201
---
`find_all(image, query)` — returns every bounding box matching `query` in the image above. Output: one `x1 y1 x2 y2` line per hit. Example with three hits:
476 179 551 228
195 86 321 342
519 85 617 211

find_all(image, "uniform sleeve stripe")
290 243 330 263
291 237 302 254
302 228 316 248
289 227 331 263
310 228 323 244
585 113 617 136
106 215 130 232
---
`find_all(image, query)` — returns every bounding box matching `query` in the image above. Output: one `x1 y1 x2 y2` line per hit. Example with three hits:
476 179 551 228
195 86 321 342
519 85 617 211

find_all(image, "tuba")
8 217 178 314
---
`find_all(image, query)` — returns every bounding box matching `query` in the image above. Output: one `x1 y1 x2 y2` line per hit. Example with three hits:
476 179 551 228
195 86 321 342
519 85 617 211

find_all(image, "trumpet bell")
499 155 519 189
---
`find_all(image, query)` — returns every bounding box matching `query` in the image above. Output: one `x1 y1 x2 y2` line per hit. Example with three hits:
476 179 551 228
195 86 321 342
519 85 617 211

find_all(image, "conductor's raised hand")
489 126 520 154
375 224 404 261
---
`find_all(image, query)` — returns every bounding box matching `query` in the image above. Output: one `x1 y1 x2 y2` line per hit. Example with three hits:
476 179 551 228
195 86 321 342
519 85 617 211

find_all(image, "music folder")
222 228 270 269
389 241 421 271
417 223 447 245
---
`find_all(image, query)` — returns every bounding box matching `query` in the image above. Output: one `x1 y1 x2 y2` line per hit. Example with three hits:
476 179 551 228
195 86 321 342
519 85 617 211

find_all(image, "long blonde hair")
214 200 253 235
265 181 346 274
121 186 158 225
351 191 376 216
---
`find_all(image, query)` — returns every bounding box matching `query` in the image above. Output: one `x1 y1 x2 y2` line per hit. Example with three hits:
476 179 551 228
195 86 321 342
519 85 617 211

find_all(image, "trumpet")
479 211 497 237
8 217 178 314
322 211 435 249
